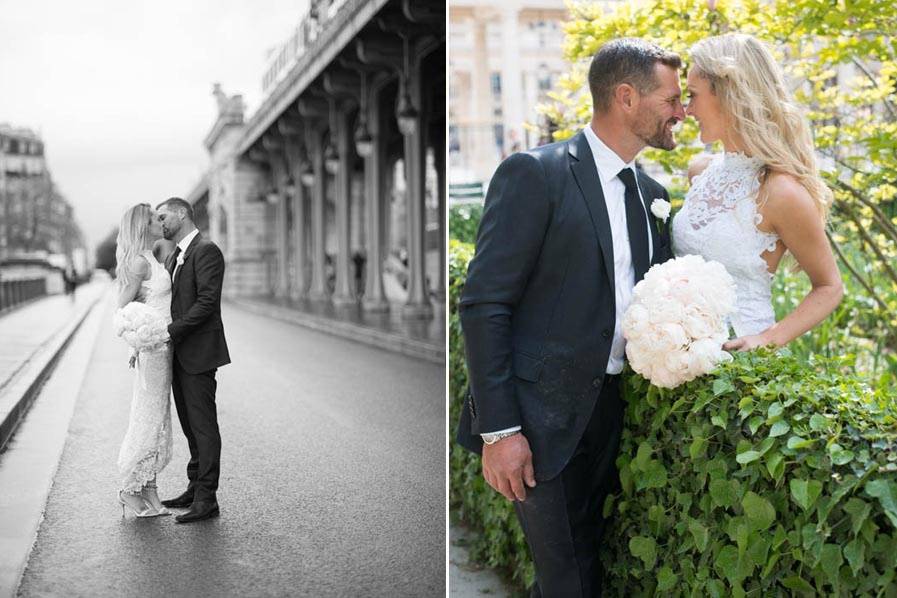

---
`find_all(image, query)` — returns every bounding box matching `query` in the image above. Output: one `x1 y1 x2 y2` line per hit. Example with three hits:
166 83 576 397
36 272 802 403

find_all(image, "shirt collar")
177 228 199 254
582 125 638 185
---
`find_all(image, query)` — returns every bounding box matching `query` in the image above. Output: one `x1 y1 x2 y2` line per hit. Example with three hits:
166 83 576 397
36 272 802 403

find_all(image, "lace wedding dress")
118 250 173 494
672 152 781 337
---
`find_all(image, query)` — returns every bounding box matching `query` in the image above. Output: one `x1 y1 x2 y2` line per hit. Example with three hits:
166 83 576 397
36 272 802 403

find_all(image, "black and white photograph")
0 1 446 596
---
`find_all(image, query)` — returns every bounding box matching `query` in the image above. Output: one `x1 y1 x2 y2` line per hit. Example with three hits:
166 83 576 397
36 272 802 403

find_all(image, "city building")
448 0 570 193
0 124 86 279
185 0 445 362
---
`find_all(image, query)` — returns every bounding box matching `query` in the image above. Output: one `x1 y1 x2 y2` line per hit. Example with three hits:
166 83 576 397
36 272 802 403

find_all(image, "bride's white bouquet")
113 302 170 352
622 255 736 389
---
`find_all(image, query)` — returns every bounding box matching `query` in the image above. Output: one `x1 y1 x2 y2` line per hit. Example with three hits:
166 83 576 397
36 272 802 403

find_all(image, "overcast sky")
0 0 309 253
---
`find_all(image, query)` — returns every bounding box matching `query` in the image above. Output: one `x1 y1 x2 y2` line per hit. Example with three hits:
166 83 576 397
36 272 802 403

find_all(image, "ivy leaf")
713 545 740 582
781 576 815 592
843 497 871 536
742 491 776 530
765 453 785 482
767 402 784 418
786 435 815 450
637 460 668 490
629 536 657 569
791 479 823 512
748 415 765 435
657 566 678 591
712 378 734 396
769 420 790 437
809 413 828 431
689 518 710 552
633 442 652 471
820 544 844 586
864 479 897 528
844 538 865 575
736 450 761 465
710 479 737 508
689 437 707 460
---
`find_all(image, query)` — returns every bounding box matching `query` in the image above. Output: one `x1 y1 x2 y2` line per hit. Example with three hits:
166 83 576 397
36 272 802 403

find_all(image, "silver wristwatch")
481 430 520 445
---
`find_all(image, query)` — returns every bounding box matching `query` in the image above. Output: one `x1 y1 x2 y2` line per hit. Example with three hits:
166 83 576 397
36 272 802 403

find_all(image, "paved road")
16 294 445 597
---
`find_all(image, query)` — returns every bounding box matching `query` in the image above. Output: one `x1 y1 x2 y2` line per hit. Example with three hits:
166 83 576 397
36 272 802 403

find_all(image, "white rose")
650 198 671 221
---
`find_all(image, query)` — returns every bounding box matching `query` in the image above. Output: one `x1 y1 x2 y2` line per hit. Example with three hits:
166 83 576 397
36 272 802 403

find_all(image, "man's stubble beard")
634 111 677 151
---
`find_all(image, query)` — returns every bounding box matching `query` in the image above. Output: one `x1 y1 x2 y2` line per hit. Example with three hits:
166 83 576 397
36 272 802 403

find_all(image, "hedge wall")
449 240 897 596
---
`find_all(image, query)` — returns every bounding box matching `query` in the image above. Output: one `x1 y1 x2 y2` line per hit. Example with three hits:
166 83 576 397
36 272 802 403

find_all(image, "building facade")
448 0 569 189
0 124 86 272
186 0 445 356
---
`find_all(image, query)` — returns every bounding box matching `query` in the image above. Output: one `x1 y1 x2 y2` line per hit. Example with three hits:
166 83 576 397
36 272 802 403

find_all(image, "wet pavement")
11 291 445 597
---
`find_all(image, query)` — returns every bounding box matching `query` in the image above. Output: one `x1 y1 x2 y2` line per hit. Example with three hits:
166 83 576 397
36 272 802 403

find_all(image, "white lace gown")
672 152 781 337
117 250 173 494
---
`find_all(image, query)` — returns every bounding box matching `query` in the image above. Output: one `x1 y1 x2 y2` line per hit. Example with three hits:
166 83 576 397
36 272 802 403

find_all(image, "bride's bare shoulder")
687 154 714 183
127 254 151 278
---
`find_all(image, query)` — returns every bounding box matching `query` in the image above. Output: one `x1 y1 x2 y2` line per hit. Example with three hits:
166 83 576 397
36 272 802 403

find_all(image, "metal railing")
0 277 46 313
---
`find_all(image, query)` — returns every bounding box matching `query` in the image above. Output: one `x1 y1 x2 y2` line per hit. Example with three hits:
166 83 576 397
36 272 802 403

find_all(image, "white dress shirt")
582 125 653 375
482 128 653 437
172 228 199 281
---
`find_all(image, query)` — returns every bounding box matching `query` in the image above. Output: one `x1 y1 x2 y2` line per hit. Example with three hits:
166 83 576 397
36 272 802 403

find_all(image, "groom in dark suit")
457 39 684 596
156 197 231 523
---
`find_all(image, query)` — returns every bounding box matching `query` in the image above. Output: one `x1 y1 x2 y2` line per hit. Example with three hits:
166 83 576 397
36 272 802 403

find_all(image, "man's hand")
482 433 536 501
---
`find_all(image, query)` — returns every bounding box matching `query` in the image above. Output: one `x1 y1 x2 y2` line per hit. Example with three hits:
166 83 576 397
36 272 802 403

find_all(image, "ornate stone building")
186 0 445 361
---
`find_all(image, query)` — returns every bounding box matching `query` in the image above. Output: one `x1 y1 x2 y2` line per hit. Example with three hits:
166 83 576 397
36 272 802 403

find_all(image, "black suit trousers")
514 375 625 598
171 356 221 502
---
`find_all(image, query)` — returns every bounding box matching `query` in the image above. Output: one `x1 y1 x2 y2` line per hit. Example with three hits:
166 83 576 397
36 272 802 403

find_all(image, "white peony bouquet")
113 302 170 352
622 255 737 389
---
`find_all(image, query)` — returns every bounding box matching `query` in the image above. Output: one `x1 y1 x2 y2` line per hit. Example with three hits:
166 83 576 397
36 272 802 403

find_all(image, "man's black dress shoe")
175 500 220 523
161 489 194 509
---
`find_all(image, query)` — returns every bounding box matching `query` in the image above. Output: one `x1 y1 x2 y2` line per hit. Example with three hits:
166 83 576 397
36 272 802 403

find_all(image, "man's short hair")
588 38 682 113
156 197 194 222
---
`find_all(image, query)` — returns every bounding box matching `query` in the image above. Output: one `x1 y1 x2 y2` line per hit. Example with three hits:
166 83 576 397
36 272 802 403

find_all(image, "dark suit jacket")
167 232 231 374
457 130 673 482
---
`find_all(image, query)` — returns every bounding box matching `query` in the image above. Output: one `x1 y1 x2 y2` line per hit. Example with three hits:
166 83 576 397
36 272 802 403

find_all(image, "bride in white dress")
673 33 843 343
114 203 175 517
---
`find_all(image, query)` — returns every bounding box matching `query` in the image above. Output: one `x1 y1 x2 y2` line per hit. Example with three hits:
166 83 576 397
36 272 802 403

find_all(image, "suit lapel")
172 232 201 293
636 170 662 267
568 131 615 298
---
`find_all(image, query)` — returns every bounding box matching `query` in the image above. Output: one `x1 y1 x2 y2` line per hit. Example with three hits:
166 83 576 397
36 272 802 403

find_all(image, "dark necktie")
617 167 650 282
169 246 181 279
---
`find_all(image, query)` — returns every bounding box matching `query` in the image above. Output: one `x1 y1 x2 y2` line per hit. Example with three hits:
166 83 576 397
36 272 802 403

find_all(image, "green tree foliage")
540 0 897 345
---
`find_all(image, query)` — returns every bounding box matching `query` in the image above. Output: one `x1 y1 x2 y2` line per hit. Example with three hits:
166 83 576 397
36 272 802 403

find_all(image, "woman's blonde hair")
689 33 832 219
115 203 153 287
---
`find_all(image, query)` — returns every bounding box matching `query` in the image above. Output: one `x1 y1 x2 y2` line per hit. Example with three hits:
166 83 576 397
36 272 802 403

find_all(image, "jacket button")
592 377 602 388
602 329 611 339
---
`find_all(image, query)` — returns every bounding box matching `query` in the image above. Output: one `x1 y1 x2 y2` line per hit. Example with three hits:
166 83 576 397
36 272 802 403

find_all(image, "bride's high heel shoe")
118 491 157 518
140 481 171 516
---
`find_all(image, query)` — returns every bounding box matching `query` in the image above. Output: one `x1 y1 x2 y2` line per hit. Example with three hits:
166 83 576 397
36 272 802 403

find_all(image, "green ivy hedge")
449 204 484 245
449 240 897 596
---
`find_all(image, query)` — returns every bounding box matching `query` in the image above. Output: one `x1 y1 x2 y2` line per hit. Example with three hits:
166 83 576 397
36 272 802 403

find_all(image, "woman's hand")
723 334 772 352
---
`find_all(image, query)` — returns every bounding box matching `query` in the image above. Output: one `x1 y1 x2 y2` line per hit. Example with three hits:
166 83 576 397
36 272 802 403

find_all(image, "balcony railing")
260 0 352 94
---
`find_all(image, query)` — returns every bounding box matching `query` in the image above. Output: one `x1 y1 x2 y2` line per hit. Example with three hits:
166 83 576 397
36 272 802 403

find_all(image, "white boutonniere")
176 251 186 268
650 198 671 222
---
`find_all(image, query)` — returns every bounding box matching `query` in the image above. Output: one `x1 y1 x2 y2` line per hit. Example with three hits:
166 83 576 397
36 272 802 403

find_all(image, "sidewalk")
449 522 514 597
0 282 107 451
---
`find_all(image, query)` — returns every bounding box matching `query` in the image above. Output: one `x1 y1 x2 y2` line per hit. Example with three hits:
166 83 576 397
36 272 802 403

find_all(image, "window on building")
537 63 553 92
490 72 502 99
